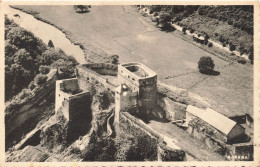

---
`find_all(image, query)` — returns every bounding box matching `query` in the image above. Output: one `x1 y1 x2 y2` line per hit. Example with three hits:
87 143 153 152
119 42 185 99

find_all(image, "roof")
186 105 237 135
120 62 157 79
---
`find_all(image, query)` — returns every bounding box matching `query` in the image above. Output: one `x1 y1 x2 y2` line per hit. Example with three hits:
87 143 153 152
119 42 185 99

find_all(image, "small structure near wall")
186 105 245 143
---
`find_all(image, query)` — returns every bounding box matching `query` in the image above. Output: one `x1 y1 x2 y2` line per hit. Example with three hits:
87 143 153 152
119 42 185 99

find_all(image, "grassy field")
13 5 253 117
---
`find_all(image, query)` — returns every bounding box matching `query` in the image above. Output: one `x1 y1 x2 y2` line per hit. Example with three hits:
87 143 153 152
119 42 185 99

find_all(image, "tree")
13 49 34 70
208 42 213 47
74 5 89 13
39 65 50 74
110 55 119 65
158 12 171 28
48 40 54 48
38 48 65 66
51 59 75 78
229 43 236 51
198 56 215 74
182 27 187 34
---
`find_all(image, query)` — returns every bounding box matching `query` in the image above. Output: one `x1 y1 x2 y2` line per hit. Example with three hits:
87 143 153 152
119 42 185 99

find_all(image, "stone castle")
54 61 252 161
55 62 185 161
55 62 159 124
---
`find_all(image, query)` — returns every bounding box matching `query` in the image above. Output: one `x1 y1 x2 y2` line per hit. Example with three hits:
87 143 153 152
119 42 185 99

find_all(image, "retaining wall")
119 112 185 161
157 94 187 121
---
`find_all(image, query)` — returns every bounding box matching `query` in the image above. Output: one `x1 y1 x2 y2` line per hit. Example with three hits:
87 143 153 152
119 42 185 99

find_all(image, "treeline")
5 16 78 101
197 6 253 35
147 5 253 35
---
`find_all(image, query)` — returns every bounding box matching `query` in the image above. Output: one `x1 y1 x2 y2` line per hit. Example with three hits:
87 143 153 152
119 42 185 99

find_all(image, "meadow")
13 5 253 117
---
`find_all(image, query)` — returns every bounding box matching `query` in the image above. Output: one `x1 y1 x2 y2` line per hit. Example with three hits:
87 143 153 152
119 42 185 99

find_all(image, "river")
5 6 87 64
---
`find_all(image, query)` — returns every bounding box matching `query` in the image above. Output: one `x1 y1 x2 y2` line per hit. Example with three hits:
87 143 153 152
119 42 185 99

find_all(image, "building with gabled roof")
186 105 245 143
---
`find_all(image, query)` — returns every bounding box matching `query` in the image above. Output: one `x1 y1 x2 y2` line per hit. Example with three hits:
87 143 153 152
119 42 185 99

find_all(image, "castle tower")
117 62 157 115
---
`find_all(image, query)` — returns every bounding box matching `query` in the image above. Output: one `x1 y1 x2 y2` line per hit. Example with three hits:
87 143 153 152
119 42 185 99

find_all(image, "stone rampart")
77 65 118 92
119 112 185 161
83 63 117 76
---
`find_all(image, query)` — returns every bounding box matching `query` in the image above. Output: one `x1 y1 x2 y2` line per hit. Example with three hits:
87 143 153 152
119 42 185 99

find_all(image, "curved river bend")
5 6 87 64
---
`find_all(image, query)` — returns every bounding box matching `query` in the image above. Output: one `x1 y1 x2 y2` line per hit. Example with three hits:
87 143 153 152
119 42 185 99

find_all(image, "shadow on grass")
76 10 90 14
159 24 176 32
200 70 220 76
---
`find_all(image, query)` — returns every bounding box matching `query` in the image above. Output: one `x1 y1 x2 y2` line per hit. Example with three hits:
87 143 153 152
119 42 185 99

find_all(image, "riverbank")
10 5 113 64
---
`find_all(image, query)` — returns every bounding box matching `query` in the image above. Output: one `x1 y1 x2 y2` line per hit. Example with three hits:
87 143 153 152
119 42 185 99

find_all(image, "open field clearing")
13 5 253 117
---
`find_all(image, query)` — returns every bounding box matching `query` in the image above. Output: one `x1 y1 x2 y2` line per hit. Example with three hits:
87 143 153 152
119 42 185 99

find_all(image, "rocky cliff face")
6 85 116 162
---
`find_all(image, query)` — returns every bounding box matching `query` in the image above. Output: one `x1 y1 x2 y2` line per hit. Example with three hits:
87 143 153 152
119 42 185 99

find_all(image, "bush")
28 81 36 90
110 55 119 65
198 56 215 74
189 28 195 34
208 42 213 47
18 88 32 100
229 43 236 51
182 27 187 34
238 58 246 64
39 65 50 74
34 74 48 86
70 146 81 154
153 12 158 17
48 40 54 48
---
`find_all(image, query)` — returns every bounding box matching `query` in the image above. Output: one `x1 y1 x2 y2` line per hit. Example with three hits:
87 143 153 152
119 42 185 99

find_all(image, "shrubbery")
39 65 50 74
34 74 48 86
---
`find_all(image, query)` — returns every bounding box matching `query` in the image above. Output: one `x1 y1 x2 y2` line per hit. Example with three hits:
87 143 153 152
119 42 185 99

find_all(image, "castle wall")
118 65 140 91
139 80 157 111
68 92 92 121
114 88 137 130
157 95 187 121
84 63 117 71
119 112 185 161
55 78 91 122
55 80 72 120
77 65 117 92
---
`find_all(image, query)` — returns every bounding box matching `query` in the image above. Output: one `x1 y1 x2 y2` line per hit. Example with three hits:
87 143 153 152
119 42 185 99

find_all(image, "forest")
5 16 78 101
148 5 253 34
146 5 253 58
